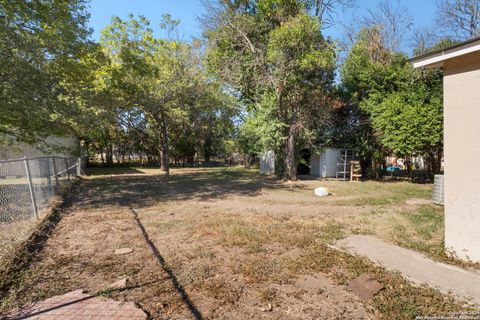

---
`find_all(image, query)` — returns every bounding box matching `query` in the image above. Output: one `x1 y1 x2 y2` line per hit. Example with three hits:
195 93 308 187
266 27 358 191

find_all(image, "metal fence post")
52 157 60 192
64 158 71 181
46 158 53 196
77 157 81 177
24 157 39 219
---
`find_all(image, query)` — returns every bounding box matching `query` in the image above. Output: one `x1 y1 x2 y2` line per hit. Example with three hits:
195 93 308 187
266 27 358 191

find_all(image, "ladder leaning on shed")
336 150 357 181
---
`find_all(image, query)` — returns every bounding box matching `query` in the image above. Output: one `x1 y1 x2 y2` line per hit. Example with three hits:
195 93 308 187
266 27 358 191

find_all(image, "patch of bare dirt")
197 272 371 319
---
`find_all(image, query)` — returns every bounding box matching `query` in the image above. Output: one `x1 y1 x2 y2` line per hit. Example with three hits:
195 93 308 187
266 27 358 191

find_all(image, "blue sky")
87 0 437 55
88 0 207 41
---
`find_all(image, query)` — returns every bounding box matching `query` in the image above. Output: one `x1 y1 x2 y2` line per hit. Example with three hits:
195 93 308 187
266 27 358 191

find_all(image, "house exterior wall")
443 51 480 262
0 135 80 160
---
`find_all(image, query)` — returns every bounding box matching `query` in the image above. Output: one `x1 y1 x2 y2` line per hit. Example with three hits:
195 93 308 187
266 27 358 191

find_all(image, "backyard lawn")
0 167 470 319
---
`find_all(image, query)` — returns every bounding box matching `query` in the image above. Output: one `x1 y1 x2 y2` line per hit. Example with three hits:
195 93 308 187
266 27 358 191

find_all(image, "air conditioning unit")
433 174 444 205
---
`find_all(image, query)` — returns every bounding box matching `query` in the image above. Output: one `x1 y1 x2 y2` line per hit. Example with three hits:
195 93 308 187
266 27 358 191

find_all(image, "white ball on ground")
314 187 329 197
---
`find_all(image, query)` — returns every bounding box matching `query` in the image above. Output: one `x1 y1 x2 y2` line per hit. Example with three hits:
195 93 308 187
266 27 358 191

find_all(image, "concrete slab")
335 235 480 305
9 289 147 319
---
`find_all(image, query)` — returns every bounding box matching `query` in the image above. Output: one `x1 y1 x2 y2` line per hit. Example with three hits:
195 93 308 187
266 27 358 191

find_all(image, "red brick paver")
10 289 147 320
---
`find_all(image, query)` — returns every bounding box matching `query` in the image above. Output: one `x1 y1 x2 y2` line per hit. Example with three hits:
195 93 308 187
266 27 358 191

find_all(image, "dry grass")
0 220 38 263
0 167 475 319
0 196 61 265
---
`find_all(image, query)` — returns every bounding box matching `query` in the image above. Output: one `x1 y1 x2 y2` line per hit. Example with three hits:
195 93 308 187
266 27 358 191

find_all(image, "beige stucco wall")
443 51 480 262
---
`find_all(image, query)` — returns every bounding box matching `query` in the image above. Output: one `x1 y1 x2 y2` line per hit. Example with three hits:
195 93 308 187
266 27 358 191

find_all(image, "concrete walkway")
334 235 480 305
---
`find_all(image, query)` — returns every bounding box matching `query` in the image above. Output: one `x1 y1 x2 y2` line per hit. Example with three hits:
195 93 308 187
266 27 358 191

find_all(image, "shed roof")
410 36 480 68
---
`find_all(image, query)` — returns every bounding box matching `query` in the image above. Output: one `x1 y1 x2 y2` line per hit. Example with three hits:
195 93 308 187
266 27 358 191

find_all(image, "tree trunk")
360 156 372 178
204 148 211 163
436 150 443 173
84 140 91 168
284 124 296 180
427 151 437 174
380 158 386 178
245 155 251 168
425 150 443 175
106 143 113 167
100 148 105 167
204 128 212 163
159 111 170 175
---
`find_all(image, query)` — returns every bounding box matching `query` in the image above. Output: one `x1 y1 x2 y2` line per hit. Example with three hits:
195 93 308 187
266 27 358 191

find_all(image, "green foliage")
0 5 236 167
98 14 236 169
364 68 443 156
0 0 92 145
205 0 336 178
341 28 444 172
267 14 334 80
237 91 288 156
413 38 458 56
257 0 304 23
1 0 446 177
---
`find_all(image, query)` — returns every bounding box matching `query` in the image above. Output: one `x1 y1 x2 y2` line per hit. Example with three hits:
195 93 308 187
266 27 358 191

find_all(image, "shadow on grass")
130 207 203 320
85 167 145 176
0 183 80 304
296 174 434 184
77 168 278 209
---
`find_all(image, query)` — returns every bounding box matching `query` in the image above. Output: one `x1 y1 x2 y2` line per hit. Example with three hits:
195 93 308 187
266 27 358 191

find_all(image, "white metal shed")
311 148 339 178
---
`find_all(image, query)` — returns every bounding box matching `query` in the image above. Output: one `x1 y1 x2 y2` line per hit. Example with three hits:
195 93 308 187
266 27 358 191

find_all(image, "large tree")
307 0 356 28
342 28 445 174
100 15 195 174
340 27 390 176
99 15 235 172
204 0 336 179
436 0 480 40
0 0 92 146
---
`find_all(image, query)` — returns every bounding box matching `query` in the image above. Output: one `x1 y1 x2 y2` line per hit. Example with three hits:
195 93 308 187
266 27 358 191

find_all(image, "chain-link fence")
0 156 80 223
